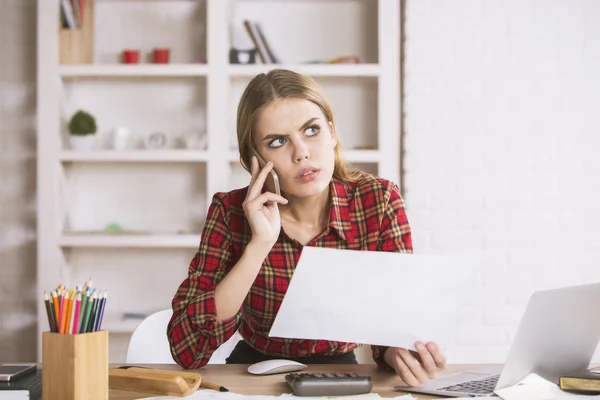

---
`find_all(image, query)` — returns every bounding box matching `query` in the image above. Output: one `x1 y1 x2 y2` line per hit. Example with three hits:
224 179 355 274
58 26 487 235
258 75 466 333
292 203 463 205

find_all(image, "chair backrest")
125 309 243 364
126 309 175 364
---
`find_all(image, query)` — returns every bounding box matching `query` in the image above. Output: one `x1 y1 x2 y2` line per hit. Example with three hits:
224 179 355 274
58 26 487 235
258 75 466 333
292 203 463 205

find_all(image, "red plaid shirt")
167 172 413 369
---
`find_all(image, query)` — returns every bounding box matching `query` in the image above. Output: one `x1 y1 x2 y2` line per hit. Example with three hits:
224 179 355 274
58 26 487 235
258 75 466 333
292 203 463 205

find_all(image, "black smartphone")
252 150 281 196
0 364 37 382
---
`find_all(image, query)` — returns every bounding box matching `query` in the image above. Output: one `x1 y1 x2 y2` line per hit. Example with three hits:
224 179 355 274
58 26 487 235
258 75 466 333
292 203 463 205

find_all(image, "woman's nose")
293 143 310 162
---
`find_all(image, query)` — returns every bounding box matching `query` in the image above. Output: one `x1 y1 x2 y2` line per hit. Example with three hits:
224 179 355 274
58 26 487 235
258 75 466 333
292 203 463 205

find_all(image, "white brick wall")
0 0 37 361
403 0 600 363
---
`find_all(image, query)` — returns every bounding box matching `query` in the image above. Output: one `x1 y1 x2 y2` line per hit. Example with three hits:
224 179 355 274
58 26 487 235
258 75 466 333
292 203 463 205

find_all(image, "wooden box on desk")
59 0 95 64
42 330 108 400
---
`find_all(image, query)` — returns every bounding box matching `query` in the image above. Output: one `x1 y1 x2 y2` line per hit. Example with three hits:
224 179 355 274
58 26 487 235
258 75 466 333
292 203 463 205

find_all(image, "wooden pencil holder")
42 331 109 400
59 0 95 64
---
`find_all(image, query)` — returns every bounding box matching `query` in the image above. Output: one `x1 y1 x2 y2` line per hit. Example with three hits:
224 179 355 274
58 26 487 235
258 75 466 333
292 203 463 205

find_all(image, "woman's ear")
329 121 338 147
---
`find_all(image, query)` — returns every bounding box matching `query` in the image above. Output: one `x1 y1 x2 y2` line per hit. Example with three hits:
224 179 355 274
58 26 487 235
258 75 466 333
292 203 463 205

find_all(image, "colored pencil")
72 292 82 334
44 291 55 332
51 290 59 331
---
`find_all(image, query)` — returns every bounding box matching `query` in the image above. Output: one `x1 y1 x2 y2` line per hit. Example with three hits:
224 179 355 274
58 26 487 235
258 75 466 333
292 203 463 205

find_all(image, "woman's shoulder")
344 170 401 199
209 186 249 215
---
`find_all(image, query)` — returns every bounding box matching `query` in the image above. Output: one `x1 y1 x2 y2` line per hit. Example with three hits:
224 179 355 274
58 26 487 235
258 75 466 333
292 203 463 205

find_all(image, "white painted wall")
403 0 600 363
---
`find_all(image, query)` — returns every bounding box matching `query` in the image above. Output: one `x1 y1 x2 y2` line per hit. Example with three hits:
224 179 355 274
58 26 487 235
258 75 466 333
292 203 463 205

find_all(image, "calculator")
285 372 373 397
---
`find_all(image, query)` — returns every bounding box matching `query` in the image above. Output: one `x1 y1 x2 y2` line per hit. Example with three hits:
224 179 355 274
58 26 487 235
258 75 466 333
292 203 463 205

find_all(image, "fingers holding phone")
243 156 288 246
252 150 281 196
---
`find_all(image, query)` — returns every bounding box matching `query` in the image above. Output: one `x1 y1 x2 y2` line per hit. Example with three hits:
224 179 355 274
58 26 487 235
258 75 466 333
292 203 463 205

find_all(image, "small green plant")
68 109 97 136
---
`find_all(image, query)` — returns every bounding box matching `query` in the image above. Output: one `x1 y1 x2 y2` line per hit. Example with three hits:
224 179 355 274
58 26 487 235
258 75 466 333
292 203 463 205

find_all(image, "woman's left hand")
383 342 447 386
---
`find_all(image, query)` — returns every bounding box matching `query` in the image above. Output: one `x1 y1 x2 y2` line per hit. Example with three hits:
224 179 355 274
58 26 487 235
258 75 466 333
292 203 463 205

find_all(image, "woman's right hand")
243 156 288 246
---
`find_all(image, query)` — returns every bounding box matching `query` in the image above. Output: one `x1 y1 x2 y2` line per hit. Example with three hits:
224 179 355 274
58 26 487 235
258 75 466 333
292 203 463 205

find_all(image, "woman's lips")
296 168 320 182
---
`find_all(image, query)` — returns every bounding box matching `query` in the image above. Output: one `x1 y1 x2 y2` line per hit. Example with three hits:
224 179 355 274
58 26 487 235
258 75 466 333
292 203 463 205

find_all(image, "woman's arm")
214 240 272 320
168 157 287 369
167 194 242 369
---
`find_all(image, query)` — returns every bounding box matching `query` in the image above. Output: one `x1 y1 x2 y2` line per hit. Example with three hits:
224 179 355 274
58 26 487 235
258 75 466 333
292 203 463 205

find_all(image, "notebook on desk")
396 282 600 398
0 368 41 400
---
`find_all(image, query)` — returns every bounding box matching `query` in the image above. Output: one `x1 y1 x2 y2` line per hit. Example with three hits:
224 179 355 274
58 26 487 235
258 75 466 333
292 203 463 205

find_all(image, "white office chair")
125 309 243 364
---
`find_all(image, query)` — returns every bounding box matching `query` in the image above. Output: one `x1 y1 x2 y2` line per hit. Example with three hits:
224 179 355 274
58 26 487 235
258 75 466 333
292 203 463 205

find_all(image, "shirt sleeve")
167 193 242 369
371 181 414 369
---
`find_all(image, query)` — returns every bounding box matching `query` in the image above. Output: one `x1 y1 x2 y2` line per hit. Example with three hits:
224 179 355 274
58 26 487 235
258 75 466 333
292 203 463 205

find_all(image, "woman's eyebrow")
299 117 319 131
261 117 320 142
262 133 288 142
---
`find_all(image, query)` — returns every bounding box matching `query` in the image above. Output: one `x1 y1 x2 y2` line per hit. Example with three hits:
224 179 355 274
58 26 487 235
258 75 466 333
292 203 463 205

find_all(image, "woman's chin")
285 181 330 199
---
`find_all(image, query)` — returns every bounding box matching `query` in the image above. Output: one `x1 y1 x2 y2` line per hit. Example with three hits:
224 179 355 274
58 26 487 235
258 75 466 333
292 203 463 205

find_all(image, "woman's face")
253 98 337 198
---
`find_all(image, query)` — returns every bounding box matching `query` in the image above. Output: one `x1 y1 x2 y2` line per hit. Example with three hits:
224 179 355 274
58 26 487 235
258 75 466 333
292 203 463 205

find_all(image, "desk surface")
110 364 487 400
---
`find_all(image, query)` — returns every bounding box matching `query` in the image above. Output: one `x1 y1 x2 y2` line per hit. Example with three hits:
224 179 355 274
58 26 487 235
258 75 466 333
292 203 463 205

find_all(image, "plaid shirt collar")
328 178 356 243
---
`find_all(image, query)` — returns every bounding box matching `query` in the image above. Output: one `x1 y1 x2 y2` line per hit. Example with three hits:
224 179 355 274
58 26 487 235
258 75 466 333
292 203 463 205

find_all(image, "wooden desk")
110 364 486 400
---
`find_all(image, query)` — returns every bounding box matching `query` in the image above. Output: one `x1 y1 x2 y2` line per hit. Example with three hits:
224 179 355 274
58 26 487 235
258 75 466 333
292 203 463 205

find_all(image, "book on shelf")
0 368 42 400
60 0 85 29
559 369 600 394
242 20 281 64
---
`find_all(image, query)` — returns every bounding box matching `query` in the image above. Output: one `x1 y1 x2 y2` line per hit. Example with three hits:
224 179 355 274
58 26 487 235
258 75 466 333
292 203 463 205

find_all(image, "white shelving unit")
37 0 401 362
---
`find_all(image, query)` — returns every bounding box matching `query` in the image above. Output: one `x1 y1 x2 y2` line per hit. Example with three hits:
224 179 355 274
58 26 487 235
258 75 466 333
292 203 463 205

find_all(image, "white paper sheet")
494 373 600 400
139 390 416 400
269 246 480 351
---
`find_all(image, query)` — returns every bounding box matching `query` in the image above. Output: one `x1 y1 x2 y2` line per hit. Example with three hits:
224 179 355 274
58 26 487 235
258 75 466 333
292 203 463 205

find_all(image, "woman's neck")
280 187 330 228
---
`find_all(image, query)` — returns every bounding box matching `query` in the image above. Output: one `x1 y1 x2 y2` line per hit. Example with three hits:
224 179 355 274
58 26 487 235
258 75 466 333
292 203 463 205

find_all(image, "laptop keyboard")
438 374 499 395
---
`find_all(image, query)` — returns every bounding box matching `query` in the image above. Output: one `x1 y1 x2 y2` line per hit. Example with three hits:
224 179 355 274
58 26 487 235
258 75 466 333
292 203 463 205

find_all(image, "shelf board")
227 149 380 163
59 233 200 248
59 64 209 77
59 150 209 163
228 64 380 78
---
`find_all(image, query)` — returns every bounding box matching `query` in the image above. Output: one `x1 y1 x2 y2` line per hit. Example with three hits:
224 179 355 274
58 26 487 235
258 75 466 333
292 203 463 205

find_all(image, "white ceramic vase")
112 127 131 151
69 135 95 151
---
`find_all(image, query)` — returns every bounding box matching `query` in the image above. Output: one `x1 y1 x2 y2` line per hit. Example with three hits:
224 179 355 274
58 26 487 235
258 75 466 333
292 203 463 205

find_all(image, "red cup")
122 49 140 64
153 48 170 64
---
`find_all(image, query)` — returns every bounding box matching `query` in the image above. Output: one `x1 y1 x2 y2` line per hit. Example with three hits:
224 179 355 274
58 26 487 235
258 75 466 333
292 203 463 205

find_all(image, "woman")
167 69 446 386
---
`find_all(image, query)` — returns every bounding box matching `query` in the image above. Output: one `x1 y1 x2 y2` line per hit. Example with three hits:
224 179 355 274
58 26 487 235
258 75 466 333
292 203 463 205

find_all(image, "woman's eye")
268 137 286 148
305 125 320 136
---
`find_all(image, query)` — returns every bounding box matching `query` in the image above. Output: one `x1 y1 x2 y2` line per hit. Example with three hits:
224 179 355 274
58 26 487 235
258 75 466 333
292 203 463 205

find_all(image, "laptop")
396 281 600 398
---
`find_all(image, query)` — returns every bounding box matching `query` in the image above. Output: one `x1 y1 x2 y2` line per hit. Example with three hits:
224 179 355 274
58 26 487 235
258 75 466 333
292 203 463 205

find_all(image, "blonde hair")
236 68 361 182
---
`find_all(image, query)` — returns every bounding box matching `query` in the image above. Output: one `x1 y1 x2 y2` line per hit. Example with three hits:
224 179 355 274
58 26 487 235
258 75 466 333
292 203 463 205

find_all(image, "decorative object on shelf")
182 131 208 150
59 0 94 65
328 55 361 64
67 109 97 151
144 131 169 149
305 55 362 64
152 48 170 64
230 25 256 64
111 127 131 150
105 223 125 234
230 48 256 64
122 49 140 64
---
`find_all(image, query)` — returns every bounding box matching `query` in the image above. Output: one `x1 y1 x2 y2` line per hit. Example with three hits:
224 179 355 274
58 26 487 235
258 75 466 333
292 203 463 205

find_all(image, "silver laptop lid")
496 281 600 389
